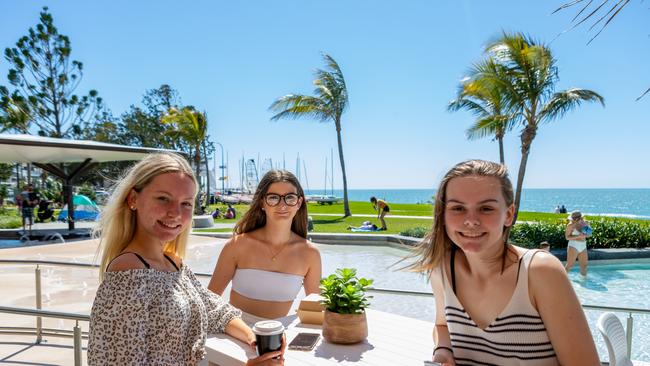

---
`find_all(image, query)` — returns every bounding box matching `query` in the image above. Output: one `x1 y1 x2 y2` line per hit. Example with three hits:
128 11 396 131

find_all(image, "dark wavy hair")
234 170 308 238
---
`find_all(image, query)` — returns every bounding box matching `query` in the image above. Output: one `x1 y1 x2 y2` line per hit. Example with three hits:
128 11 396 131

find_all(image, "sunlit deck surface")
0 235 224 365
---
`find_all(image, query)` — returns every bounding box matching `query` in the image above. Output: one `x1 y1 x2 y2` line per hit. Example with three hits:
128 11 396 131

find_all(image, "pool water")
316 245 650 362
187 241 649 362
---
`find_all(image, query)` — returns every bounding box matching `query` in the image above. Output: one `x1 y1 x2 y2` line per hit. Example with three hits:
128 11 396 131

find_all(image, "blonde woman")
565 210 591 276
208 170 321 319
89 153 283 366
408 160 598 366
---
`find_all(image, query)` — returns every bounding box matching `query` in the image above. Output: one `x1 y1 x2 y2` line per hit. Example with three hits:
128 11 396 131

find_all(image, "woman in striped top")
408 160 599 365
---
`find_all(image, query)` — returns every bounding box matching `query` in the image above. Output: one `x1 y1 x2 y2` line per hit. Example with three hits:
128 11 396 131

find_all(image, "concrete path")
310 213 432 219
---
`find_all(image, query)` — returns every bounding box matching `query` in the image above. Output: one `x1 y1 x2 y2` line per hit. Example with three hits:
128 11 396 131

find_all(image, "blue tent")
58 195 100 221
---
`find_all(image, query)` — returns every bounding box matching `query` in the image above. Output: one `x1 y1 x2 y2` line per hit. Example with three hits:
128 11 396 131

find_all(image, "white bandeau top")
232 268 304 302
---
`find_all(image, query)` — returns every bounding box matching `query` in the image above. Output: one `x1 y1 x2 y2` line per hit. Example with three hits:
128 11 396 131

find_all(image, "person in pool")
565 210 591 276
406 159 598 365
208 170 322 319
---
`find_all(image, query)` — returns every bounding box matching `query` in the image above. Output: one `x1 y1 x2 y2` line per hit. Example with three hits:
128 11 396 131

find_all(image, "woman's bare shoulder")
107 253 147 272
528 251 567 282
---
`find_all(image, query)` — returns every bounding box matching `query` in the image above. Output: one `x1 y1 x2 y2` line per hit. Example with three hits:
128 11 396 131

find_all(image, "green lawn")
306 201 433 216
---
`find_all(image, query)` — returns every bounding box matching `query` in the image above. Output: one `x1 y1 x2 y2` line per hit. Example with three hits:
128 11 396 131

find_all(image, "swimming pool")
2 238 647 362
181 241 650 362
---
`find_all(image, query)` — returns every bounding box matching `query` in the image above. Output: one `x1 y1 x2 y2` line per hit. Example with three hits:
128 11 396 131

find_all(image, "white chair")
597 312 650 366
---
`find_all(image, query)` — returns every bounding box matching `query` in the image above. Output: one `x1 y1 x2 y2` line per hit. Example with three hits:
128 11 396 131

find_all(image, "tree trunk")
334 119 351 217
202 141 210 205
513 124 537 224
497 136 505 165
194 146 202 215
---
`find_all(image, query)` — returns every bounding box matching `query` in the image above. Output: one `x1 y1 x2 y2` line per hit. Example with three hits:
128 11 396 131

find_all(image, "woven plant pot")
322 310 368 344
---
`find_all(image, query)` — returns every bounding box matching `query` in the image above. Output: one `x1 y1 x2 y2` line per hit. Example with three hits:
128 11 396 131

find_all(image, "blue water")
307 188 650 219
314 244 650 362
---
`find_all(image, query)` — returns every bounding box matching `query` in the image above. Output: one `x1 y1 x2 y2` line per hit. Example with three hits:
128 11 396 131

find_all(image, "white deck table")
204 309 435 366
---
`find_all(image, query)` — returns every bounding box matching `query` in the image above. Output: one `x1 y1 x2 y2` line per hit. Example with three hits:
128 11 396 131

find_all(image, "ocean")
305 188 650 220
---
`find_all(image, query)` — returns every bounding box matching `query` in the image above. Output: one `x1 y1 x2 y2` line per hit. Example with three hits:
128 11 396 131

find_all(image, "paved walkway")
310 213 432 219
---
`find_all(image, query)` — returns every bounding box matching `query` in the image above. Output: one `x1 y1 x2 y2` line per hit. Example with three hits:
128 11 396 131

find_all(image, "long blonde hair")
95 153 198 280
407 159 514 274
234 170 308 238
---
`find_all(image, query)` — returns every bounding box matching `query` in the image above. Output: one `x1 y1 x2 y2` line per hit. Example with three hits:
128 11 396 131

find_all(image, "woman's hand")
246 334 286 365
432 348 456 366
245 351 284 365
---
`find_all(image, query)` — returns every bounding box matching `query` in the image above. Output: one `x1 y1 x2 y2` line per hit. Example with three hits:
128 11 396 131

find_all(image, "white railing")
1 259 649 362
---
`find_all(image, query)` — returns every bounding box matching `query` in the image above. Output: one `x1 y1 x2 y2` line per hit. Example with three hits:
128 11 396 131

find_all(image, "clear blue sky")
2 1 648 189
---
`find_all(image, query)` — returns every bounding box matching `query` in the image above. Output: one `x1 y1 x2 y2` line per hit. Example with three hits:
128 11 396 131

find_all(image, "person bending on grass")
208 170 321 319
370 196 389 230
406 159 598 366
89 153 283 366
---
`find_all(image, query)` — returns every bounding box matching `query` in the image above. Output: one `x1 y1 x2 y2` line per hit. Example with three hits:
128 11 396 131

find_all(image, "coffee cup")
252 320 285 356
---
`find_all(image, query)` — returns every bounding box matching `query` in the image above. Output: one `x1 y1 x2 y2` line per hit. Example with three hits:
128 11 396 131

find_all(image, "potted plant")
319 268 373 344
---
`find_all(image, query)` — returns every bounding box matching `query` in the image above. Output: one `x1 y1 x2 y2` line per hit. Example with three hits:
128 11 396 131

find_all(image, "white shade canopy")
0 133 181 231
0 134 175 164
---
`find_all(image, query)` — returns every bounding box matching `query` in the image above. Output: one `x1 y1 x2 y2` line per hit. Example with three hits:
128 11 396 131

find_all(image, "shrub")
510 220 650 249
400 226 429 238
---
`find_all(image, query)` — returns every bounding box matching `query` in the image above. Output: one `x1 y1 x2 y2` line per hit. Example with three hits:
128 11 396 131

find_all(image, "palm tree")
269 53 352 217
448 59 515 164
161 106 208 213
486 32 605 223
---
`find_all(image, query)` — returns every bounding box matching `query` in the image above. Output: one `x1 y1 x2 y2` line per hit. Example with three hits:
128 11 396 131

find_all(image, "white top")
232 268 304 302
440 250 560 365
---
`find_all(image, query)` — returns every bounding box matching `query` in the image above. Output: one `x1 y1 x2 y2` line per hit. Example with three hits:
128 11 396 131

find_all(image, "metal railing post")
35 265 42 344
73 320 82 366
626 312 633 359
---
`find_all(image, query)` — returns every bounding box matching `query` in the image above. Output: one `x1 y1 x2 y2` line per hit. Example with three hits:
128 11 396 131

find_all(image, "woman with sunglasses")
208 170 322 319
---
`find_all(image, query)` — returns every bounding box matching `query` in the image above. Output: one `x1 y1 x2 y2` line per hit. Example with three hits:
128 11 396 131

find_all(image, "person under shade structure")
208 170 322 320
88 153 284 366
406 159 599 366
565 210 592 276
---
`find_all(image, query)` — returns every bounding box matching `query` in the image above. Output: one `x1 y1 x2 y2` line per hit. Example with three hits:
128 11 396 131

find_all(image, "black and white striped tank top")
442 249 559 366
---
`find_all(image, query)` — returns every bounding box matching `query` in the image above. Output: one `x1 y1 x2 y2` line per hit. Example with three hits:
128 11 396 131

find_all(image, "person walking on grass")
370 196 389 230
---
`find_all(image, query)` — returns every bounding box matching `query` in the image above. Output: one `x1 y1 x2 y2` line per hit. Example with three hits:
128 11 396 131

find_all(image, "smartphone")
288 332 321 351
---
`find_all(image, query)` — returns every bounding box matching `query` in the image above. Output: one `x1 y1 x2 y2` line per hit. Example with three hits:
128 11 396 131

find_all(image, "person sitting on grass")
225 203 237 219
211 207 222 219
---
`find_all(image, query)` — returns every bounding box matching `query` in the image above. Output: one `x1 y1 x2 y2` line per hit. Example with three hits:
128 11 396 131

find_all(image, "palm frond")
268 94 330 122
636 87 650 101
539 88 605 123
552 0 631 43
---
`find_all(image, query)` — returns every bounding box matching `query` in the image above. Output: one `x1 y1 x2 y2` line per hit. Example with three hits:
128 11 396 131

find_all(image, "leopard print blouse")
88 264 242 365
